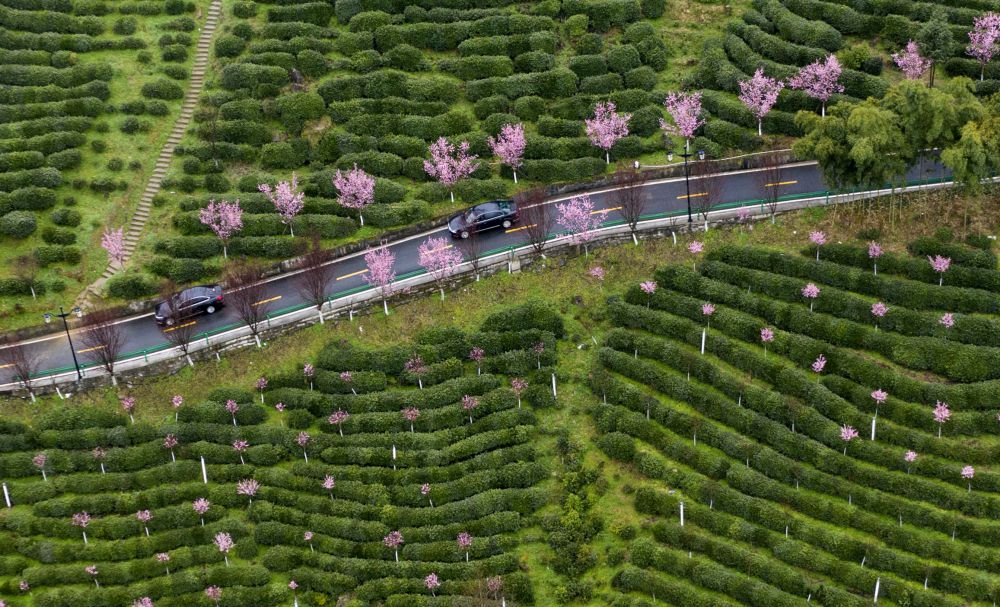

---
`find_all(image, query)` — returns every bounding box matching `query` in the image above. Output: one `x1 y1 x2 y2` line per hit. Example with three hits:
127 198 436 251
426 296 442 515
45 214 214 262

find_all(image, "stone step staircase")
79 0 222 303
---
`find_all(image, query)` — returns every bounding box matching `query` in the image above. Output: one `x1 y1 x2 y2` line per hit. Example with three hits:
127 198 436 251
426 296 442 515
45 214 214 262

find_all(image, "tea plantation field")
594 237 1000 605
0 322 560 606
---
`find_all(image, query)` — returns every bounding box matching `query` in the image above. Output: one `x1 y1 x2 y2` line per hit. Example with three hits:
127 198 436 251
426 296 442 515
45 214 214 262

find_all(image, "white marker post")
873 577 881 603
871 416 876 441
700 329 706 354
679 501 684 527
2 482 11 508
551 373 557 398
392 444 397 471
200 456 208 484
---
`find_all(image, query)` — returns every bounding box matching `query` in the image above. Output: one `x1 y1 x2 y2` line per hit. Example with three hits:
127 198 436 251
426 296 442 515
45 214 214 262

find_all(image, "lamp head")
73 307 82 318
698 150 706 161
43 313 52 324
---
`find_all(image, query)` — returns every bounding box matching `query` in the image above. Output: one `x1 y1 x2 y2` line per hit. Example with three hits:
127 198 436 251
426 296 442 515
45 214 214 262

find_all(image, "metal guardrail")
0 172 969 392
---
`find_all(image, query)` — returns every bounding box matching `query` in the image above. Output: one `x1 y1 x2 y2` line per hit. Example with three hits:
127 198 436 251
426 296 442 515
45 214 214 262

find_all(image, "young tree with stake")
611 166 648 245
259 173 304 236
585 101 631 164
739 68 784 136
662 91 705 151
556 193 606 256
296 236 335 323
418 235 463 300
517 188 555 256
893 40 932 80
488 123 526 183
424 137 479 203
224 260 271 347
364 245 396 315
967 13 1000 81
80 308 125 385
788 55 844 117
198 199 243 259
333 164 375 226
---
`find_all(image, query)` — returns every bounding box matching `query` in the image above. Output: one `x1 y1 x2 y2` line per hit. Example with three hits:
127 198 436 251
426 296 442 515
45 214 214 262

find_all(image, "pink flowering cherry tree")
405 355 427 389
962 465 975 491
402 407 421 432
939 312 955 329
258 173 304 236
739 68 784 136
233 440 249 465
131 597 153 607
457 532 473 562
364 245 396 315
589 266 606 286
585 101 631 163
809 231 826 261
214 531 234 566
928 255 950 286
198 199 243 258
333 164 376 226
193 498 210 526
304 363 315 390
297 432 311 462
340 371 356 395
421 483 433 507
255 377 267 403
418 235 464 300
72 512 91 544
328 410 350 436
236 478 260 507
425 572 441 597
136 510 152 537
323 475 336 500
662 91 705 152
462 394 479 425
156 552 171 575
801 283 821 312
172 394 183 421
839 424 859 454
967 13 1000 81
871 302 888 330
812 354 826 374
205 586 222 606
556 193 607 255
33 453 47 481
384 530 404 562
164 434 178 462
101 227 126 268
469 346 485 375
511 378 528 408
933 401 951 437
893 40 932 80
688 240 704 270
871 389 888 416
86 565 99 587
640 281 657 307
868 241 883 275
121 396 136 424
304 530 314 552
788 55 844 117
904 450 917 473
533 341 545 369
760 327 774 356
225 399 239 426
487 122 526 183
423 137 479 203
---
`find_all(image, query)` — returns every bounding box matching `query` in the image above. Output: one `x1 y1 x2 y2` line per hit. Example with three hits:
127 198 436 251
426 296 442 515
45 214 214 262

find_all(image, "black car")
447 200 519 239
154 285 224 326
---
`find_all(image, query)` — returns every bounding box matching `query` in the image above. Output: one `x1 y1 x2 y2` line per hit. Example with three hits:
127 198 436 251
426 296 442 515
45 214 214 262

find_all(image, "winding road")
0 157 949 387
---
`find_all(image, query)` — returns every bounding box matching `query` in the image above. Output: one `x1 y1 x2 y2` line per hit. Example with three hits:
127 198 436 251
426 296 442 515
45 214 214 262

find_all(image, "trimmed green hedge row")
662 263 1000 382
710 245 1000 315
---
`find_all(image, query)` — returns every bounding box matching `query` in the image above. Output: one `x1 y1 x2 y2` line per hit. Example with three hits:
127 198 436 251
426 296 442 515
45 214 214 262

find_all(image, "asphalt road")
0 157 949 385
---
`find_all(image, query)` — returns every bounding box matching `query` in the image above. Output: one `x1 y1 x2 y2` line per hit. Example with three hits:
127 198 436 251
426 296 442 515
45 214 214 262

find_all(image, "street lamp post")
668 149 706 225
44 306 83 381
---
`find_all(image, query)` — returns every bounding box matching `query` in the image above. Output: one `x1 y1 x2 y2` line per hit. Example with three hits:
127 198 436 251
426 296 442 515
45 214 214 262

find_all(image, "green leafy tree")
916 12 954 88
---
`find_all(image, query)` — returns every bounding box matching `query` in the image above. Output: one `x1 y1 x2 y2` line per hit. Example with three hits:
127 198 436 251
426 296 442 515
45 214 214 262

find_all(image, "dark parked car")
155 285 224 326
447 200 519 239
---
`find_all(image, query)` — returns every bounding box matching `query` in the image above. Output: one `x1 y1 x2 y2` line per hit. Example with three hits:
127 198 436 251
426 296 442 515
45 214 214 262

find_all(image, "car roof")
473 200 511 212
179 285 217 298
